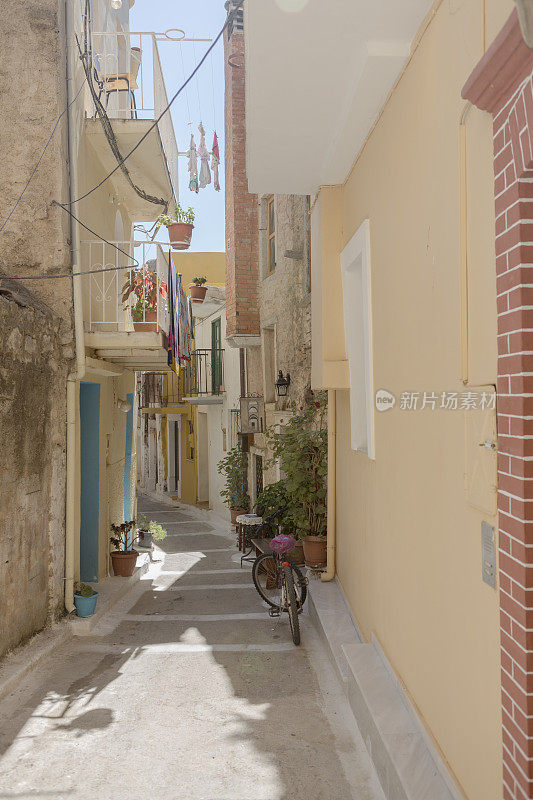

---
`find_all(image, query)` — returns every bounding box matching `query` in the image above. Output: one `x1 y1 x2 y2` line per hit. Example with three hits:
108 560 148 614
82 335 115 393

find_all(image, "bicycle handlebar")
262 506 289 525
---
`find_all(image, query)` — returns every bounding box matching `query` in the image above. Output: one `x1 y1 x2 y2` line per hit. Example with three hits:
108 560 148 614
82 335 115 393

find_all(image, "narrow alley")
0 496 383 800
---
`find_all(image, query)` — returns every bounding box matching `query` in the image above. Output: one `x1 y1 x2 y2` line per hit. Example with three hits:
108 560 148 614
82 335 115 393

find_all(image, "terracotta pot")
110 550 138 577
189 284 208 301
230 507 246 525
302 536 327 568
168 222 194 251
133 310 157 332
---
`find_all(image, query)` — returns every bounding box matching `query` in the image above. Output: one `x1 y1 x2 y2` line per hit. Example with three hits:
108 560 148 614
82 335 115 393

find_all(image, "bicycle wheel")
252 553 283 608
252 554 308 610
283 563 300 645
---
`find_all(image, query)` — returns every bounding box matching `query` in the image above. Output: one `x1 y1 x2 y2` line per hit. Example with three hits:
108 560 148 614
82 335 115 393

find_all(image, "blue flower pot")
73 591 98 618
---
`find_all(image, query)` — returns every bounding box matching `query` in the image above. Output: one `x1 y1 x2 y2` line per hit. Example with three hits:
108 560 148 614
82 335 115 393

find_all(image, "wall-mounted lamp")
117 399 132 414
275 371 291 398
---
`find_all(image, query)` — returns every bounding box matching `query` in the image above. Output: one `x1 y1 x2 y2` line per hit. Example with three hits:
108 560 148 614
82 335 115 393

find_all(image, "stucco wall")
0 291 71 657
313 2 514 799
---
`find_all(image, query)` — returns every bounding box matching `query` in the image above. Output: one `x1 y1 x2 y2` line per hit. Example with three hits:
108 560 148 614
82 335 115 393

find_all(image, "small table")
236 514 263 566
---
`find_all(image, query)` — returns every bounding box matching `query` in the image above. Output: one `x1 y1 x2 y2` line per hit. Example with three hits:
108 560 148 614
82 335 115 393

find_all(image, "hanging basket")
168 222 194 251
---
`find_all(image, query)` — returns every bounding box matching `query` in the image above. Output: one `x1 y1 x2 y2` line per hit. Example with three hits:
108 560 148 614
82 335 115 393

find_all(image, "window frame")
340 219 375 459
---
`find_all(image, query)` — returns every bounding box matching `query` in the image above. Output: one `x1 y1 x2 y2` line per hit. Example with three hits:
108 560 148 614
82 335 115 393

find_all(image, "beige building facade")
243 1 520 799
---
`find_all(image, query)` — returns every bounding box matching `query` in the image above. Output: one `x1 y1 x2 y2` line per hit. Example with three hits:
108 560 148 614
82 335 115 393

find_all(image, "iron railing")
82 240 169 333
190 349 224 396
90 31 179 200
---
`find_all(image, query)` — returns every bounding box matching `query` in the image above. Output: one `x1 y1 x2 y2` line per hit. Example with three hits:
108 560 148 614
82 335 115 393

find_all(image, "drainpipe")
321 389 336 581
64 0 86 612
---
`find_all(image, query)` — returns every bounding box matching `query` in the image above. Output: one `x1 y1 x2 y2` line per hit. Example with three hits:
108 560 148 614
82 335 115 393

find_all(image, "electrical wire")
61 0 244 206
210 47 217 131
1 202 139 280
0 84 84 233
192 37 203 123
179 41 193 125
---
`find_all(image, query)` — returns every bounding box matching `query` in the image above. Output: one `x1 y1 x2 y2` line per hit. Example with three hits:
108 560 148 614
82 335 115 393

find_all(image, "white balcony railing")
82 240 169 335
90 32 179 200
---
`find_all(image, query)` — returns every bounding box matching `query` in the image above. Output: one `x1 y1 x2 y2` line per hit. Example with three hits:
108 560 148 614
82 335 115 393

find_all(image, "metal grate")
229 409 240 450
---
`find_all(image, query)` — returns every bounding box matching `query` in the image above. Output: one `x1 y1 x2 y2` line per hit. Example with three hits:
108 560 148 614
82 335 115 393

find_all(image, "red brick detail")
224 15 260 338
464 10 533 799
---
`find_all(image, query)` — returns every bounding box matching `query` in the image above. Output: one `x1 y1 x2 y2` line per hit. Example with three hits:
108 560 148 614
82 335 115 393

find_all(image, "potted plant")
217 447 250 524
136 515 168 548
110 520 139 577
266 393 328 568
122 262 167 332
254 479 304 565
156 203 195 250
73 582 99 617
189 276 207 302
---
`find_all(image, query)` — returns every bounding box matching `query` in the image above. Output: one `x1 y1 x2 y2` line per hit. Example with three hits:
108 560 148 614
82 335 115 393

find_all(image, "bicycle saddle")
269 534 296 554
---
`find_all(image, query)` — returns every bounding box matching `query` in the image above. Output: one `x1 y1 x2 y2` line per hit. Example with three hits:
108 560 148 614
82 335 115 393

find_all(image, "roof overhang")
244 0 434 194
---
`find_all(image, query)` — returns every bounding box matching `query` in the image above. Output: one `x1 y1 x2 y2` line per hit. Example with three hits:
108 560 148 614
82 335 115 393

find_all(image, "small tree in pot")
217 447 250 524
136 515 168 549
254 479 304 565
156 203 195 250
110 520 139 577
266 392 328 568
189 276 207 302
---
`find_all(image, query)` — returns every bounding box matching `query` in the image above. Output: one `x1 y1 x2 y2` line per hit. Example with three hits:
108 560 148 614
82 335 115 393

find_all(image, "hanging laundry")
187 133 199 193
198 123 211 189
211 131 220 192
167 254 179 373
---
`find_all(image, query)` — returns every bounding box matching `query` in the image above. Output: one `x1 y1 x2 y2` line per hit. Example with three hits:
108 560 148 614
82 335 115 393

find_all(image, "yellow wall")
313 3 514 799
171 251 226 291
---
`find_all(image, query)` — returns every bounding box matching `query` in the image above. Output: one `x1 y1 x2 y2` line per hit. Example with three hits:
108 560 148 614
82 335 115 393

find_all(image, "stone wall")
0 289 72 658
0 0 71 318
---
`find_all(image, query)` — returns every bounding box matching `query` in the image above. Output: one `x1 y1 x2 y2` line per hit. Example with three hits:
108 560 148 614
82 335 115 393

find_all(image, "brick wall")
464 11 533 799
224 4 260 339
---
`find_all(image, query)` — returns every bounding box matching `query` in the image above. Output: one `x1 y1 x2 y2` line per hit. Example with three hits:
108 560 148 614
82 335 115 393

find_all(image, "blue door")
124 391 134 522
80 382 100 582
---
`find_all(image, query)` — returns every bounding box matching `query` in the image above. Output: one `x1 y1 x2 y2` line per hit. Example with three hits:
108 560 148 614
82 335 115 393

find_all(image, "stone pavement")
0 495 384 800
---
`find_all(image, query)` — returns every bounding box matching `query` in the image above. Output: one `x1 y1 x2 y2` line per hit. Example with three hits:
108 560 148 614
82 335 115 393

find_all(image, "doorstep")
308 579 462 800
69 554 150 636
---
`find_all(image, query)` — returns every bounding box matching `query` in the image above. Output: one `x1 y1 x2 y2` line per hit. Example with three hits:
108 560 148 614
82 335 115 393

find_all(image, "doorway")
80 382 100 582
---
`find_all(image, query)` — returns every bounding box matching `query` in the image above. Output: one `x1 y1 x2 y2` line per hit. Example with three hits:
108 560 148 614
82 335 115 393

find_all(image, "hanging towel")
188 133 199 193
167 254 179 373
198 123 211 189
211 131 220 192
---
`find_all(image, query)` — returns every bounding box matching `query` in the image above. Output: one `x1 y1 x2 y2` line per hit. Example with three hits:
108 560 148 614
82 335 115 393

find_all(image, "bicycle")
250 509 307 646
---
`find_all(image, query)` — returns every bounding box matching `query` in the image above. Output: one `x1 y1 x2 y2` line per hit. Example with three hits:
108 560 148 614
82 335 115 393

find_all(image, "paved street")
0 497 383 800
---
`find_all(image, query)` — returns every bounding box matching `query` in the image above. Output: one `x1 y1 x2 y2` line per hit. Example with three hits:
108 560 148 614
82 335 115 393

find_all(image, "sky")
130 0 227 252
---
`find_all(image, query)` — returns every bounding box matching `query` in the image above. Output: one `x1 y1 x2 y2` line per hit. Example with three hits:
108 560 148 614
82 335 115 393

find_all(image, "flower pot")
137 529 152 548
189 284 208 301
73 591 99 618
302 536 327 568
230 507 246 525
133 310 157 332
110 550 138 577
168 222 194 251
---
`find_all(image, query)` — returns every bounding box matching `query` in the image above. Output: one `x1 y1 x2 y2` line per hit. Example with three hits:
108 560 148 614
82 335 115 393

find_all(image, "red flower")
314 401 320 407
299 406 303 410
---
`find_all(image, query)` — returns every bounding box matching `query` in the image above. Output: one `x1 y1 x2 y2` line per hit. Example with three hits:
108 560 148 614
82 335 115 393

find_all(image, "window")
211 318 223 395
267 196 276 273
340 220 375 459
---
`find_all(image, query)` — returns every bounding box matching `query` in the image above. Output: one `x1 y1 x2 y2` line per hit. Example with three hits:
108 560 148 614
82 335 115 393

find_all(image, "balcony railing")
82 240 169 334
191 349 225 396
90 31 179 199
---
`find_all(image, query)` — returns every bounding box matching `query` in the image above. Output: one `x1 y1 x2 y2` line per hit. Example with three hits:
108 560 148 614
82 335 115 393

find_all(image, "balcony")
86 31 179 217
83 239 170 370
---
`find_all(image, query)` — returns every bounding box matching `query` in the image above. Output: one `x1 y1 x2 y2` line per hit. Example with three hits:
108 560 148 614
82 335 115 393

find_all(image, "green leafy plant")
155 202 195 231
254 479 297 536
137 513 149 530
217 447 250 511
122 264 168 319
148 521 167 541
74 582 96 597
192 276 207 286
110 520 137 552
265 392 328 539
